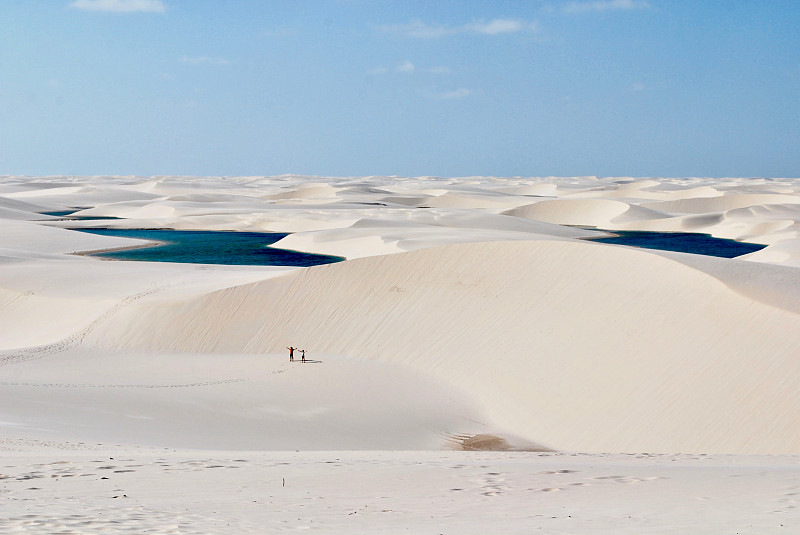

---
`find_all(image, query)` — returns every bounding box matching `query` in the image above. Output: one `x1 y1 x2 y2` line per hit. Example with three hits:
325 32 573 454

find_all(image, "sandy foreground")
3 448 798 534
1 174 800 532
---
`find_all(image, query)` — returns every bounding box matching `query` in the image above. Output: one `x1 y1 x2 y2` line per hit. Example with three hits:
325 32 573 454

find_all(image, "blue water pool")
586 230 765 258
74 228 344 267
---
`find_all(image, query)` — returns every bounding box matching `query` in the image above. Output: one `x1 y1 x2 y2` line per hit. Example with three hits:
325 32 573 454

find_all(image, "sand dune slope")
86 240 800 454
642 193 800 214
0 219 151 255
505 199 669 227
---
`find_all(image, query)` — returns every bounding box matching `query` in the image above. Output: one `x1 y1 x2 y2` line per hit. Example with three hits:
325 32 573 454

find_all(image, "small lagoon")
586 230 765 258
74 228 344 267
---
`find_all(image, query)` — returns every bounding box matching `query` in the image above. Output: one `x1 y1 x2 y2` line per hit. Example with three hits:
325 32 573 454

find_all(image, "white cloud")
367 66 389 75
395 60 415 73
434 88 471 99
180 56 231 65
379 18 536 39
562 0 649 14
465 18 530 35
69 0 166 13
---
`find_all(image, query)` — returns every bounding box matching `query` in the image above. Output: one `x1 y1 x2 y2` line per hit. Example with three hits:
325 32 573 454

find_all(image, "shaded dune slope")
87 240 800 454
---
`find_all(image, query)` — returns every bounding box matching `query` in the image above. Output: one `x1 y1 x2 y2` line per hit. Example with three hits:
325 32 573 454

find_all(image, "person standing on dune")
301 349 306 363
287 346 296 362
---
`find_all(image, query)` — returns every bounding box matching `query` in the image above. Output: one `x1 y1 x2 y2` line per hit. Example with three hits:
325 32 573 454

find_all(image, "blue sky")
2 0 798 177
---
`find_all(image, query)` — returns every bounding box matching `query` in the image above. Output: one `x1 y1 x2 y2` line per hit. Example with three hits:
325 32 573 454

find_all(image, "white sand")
2 448 797 534
2 174 800 532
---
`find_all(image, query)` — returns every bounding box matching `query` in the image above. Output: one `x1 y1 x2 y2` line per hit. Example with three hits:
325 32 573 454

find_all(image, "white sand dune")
0 194 56 214
4 184 164 206
742 238 800 267
2 174 800 531
417 192 535 210
262 183 343 201
0 205 54 221
0 219 152 255
642 193 800 214
498 182 558 196
504 198 670 227
78 239 800 454
273 212 600 258
0 254 287 350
